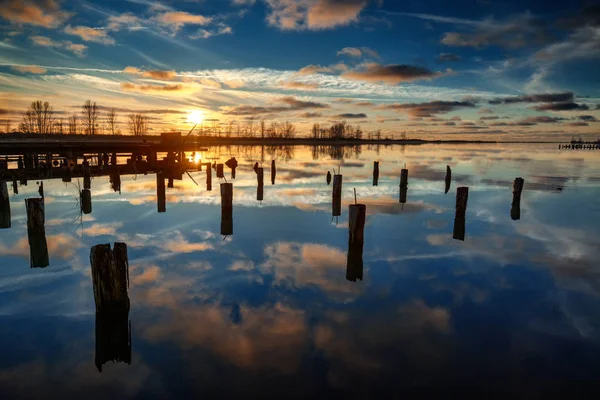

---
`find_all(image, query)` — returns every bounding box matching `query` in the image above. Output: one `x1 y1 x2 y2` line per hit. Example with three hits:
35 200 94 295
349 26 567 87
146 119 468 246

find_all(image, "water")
1 143 600 398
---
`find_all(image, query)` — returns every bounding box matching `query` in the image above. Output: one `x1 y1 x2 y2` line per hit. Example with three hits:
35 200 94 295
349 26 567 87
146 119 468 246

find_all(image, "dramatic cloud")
437 53 462 62
489 92 574 104
121 82 187 92
64 25 115 44
29 35 88 56
279 81 320 90
533 102 589 111
124 67 177 80
221 96 330 115
335 113 367 118
265 0 368 31
0 0 72 28
11 65 47 74
296 63 348 75
377 100 476 117
337 46 380 58
342 63 448 84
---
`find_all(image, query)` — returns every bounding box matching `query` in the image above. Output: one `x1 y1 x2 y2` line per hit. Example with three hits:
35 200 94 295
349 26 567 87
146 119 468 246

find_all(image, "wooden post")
25 198 49 268
157 171 166 213
347 204 366 282
373 161 379 186
83 160 91 190
12 176 18 195
221 183 233 236
453 187 469 241
95 310 131 373
257 167 264 201
326 171 332 185
445 165 452 194
399 168 408 204
0 181 10 229
90 242 130 313
511 177 524 221
168 176 174 189
111 153 117 167
81 189 92 214
271 160 276 185
216 163 224 178
332 174 342 216
206 162 212 191
110 170 121 193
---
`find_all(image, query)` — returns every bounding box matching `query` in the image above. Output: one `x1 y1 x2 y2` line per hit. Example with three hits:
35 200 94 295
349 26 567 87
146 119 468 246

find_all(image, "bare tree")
19 101 53 134
68 115 78 135
281 121 296 138
260 119 266 140
212 121 221 137
226 121 233 138
55 117 64 134
19 109 36 133
106 108 118 135
3 119 10 134
128 113 148 136
81 100 99 135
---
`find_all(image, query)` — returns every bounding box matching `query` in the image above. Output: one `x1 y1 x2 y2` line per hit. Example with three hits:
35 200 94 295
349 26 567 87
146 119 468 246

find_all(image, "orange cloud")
12 65 47 74
121 82 187 92
64 25 115 44
123 66 177 80
0 0 72 28
29 35 87 56
154 11 212 31
266 0 367 31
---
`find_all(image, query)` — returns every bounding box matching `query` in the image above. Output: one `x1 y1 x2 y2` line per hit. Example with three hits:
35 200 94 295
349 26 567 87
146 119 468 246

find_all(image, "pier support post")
271 160 276 185
373 161 379 186
206 163 212 191
257 167 264 201
221 183 233 236
25 197 49 268
347 204 366 282
511 178 524 221
453 187 469 241
445 165 452 194
332 174 342 216
157 171 166 213
399 168 408 204
0 181 10 229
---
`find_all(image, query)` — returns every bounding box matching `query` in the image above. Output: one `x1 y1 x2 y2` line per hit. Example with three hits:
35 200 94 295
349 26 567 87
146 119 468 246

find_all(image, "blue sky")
0 0 599 139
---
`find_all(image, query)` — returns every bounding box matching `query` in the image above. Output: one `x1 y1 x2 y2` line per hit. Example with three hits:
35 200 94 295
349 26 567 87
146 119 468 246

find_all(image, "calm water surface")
1 143 600 398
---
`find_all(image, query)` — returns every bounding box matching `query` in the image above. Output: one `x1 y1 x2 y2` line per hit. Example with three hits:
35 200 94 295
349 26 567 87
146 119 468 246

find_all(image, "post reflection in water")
511 177 524 221
1 144 600 397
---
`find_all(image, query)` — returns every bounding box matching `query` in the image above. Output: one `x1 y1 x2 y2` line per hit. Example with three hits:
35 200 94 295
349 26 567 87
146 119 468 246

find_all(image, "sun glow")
187 110 204 125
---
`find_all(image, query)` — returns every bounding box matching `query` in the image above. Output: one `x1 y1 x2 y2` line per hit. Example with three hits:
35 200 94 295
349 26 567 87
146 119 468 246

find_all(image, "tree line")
6 100 149 136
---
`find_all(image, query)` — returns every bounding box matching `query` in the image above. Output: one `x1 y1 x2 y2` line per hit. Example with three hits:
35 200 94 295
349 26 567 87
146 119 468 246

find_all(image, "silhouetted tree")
55 117 64 134
128 113 148 136
3 119 10 134
81 100 99 135
106 108 118 135
260 119 266 139
68 115 78 135
19 101 53 134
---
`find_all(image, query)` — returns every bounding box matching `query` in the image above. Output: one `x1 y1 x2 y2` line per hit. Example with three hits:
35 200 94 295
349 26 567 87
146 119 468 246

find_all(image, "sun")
187 110 204 125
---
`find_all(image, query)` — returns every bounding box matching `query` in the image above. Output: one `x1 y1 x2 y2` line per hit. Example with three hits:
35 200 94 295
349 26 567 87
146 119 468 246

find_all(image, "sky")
0 0 599 140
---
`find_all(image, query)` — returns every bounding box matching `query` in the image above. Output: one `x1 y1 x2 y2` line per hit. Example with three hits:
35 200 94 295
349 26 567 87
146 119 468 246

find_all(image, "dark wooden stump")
0 181 10 229
271 160 276 185
90 242 130 313
225 157 238 179
206 163 212 191
25 198 49 268
221 183 233 236
326 171 332 185
216 163 224 178
95 310 131 373
81 189 92 215
167 176 174 189
83 160 91 190
453 187 469 241
511 177 524 221
399 168 408 204
347 204 366 282
157 171 166 213
110 170 121 194
257 167 264 201
445 165 452 194
332 174 342 217
373 161 379 186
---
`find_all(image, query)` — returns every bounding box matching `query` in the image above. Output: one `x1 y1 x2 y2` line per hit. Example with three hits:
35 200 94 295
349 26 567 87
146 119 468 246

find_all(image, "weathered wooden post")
81 189 92 215
225 157 238 179
216 163 224 179
83 160 91 190
157 171 166 213
221 183 233 236
25 197 49 268
0 181 10 229
373 161 379 186
12 176 18 195
399 168 408 204
110 169 121 193
111 153 117 167
332 174 342 216
206 162 212 191
346 203 366 282
167 176 174 189
453 187 469 241
511 177 524 221
90 242 131 373
326 171 332 185
445 165 452 194
271 160 276 185
18 156 24 170
257 167 264 201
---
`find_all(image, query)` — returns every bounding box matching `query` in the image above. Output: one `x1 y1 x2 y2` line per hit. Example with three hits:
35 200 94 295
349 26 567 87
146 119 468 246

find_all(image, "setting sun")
187 110 204 125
